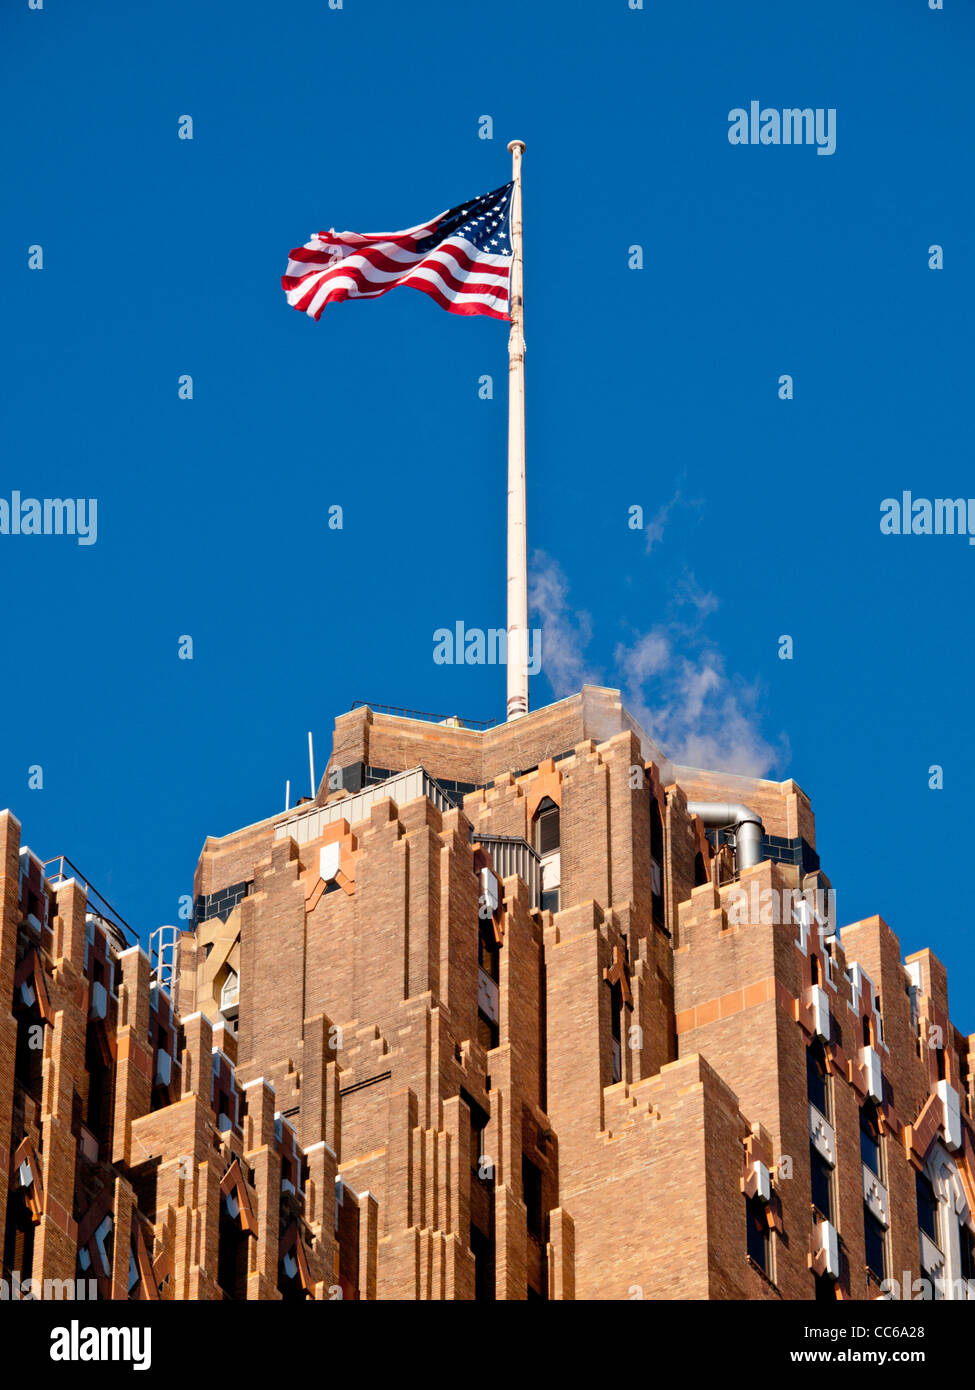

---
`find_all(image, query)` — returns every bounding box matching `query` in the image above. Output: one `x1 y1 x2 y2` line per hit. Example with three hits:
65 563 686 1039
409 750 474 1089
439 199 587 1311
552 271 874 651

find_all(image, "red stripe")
306 276 509 322
286 233 507 282
345 247 508 299
284 249 508 305
289 258 508 311
353 236 508 280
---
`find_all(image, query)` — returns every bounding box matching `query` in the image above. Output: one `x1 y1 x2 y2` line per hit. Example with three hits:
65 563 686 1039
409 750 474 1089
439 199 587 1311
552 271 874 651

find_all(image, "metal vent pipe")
686 801 765 873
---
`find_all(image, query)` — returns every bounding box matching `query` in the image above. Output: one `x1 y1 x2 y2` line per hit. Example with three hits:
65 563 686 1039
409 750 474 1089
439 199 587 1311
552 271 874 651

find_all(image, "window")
916 1172 939 1246
477 922 500 1050
810 1145 834 1224
540 888 560 914
650 800 665 927
862 1015 872 1047
693 851 708 887
608 980 623 1083
470 1226 495 1301
746 1194 770 1275
3 1191 36 1287
814 1271 836 1301
14 1009 44 1098
478 922 499 982
84 1025 114 1157
806 1041 830 1121
864 1209 887 1282
218 1202 249 1301
960 1223 975 1284
522 1156 544 1241
534 799 560 856
859 1102 882 1178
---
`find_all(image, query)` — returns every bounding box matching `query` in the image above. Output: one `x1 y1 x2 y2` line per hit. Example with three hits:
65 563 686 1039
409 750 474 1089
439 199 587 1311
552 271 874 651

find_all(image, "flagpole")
506 139 528 721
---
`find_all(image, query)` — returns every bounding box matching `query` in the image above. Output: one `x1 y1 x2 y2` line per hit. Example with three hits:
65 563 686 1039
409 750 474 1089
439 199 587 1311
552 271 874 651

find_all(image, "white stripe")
399 264 507 304
422 246 509 286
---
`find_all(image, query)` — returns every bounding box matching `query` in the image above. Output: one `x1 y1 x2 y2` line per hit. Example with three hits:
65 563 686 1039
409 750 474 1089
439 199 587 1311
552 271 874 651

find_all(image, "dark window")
278 1244 309 1302
935 1047 946 1082
540 888 560 915
478 922 499 981
3 1190 36 1287
534 800 560 856
746 1194 770 1274
650 801 665 927
862 1015 871 1047
522 1156 544 1241
810 1145 834 1224
693 851 708 887
814 1271 836 1301
864 1208 887 1282
810 954 820 987
217 1203 249 1301
608 980 623 1083
806 1041 830 1121
859 1103 882 1177
960 1223 975 1283
470 1226 495 1302
84 1027 114 1155
916 1172 939 1246
463 1090 490 1178
14 1010 44 1098
609 981 622 1044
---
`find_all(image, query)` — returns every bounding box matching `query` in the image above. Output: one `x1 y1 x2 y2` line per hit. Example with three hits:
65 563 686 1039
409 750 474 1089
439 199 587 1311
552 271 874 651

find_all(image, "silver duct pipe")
686 801 765 872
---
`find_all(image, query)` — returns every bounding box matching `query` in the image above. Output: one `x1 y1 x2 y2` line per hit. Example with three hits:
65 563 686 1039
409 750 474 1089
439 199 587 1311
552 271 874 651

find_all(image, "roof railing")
42 855 138 945
351 700 497 731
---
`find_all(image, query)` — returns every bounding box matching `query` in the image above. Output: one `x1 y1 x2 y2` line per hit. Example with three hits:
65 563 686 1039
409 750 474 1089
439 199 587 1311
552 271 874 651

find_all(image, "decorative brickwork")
1 687 972 1299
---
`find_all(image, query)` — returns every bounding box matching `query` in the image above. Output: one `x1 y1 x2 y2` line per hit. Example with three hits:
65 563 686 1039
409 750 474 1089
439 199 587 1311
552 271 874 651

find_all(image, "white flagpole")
506 139 529 721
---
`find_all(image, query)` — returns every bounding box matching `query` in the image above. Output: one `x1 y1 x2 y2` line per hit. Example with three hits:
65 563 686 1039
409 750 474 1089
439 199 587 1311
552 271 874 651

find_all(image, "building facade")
2 686 973 1300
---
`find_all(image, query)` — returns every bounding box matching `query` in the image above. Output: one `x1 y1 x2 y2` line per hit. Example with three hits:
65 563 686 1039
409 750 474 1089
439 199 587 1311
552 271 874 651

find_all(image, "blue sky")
4 0 974 1028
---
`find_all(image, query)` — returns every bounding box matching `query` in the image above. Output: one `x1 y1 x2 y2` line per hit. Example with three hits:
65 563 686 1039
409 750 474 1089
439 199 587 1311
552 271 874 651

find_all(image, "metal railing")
473 833 541 907
351 700 497 731
42 856 137 944
275 766 456 845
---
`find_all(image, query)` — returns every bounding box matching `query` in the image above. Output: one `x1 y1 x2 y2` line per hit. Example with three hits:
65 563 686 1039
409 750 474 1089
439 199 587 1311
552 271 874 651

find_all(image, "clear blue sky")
4 1 974 1029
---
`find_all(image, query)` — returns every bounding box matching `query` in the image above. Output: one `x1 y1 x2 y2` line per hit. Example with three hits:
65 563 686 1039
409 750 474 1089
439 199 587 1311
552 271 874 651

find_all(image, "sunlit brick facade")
3 686 974 1299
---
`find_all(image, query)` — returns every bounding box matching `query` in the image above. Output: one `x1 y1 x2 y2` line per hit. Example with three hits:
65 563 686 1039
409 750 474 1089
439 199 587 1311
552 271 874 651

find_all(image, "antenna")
285 779 290 811
308 731 315 800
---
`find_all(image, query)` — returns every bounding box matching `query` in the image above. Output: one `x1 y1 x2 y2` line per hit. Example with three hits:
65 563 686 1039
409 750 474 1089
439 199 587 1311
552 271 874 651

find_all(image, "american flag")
282 183 514 322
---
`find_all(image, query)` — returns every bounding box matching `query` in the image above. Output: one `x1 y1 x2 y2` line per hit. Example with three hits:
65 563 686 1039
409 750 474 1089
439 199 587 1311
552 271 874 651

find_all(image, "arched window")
533 798 560 856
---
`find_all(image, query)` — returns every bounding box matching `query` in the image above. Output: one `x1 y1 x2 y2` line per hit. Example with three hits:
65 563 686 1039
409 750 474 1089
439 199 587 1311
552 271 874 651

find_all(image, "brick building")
2 685 973 1300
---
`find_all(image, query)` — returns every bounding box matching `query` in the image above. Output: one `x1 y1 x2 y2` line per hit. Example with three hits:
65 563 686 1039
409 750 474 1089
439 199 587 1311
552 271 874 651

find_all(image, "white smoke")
528 551 786 777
